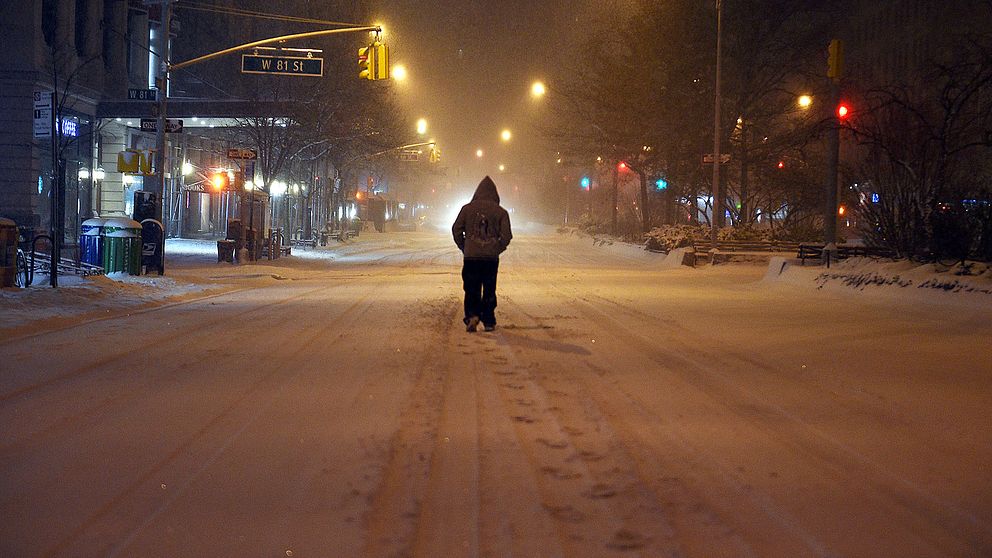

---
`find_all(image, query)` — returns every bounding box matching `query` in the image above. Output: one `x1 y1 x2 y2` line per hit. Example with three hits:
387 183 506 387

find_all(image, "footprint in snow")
586 483 616 499
543 504 585 523
512 415 536 424
540 466 582 480
536 438 568 449
607 529 646 550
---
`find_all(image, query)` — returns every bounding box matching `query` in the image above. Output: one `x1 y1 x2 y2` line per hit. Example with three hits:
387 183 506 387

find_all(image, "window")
42 0 56 45
75 0 89 56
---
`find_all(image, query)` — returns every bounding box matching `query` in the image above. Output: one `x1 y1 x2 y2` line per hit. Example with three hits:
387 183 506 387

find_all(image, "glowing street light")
416 118 428 135
498 164 506 172
798 95 812 109
476 149 484 158
531 80 546 98
392 64 408 81
500 129 512 142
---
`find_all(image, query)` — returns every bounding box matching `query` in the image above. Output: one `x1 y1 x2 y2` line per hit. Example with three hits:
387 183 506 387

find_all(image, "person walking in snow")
452 176 513 332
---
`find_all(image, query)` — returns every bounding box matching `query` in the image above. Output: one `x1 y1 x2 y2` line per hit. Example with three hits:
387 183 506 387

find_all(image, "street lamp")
531 80 546 98
417 118 428 135
798 95 812 109
476 149 484 158
498 164 506 172
500 129 512 142
392 64 408 81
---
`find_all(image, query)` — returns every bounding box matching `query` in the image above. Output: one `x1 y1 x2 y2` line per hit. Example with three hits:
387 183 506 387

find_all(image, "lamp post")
710 0 723 250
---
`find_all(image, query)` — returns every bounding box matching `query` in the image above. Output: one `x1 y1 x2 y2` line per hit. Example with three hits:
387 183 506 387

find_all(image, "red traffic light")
837 103 850 119
617 161 628 171
777 160 785 169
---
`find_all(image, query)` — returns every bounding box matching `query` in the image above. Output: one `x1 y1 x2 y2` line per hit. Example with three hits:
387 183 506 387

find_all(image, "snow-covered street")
2 230 991 557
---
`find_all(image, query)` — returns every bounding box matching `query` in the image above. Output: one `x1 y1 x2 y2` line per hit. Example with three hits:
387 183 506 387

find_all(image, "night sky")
380 1 618 191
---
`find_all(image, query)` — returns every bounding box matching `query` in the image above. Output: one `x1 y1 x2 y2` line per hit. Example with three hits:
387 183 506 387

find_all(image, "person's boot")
483 324 495 332
466 316 480 333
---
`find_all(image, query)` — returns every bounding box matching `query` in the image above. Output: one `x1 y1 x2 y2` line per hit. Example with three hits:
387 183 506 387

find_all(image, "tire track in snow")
535 275 988 555
361 295 461 558
43 279 383 557
0 281 367 455
0 280 355 404
571 286 992 554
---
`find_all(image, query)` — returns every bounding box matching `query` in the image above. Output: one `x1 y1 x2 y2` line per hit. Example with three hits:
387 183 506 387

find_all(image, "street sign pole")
49 90 58 287
154 0 171 225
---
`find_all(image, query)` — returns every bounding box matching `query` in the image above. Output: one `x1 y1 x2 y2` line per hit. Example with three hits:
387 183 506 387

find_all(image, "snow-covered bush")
643 224 822 252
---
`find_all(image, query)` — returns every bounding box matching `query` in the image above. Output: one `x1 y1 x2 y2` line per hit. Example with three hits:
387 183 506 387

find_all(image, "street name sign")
140 118 183 133
398 150 420 162
227 148 257 160
702 153 731 164
128 88 158 101
241 54 324 77
33 91 53 139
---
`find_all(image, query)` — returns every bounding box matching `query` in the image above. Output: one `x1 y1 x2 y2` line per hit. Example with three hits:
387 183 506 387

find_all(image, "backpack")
473 211 498 248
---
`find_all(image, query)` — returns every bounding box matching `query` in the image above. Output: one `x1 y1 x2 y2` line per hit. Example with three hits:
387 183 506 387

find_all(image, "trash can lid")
103 217 143 230
106 229 139 238
81 217 107 227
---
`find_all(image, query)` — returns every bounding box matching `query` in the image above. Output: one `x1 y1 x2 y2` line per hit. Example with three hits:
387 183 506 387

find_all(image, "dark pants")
462 258 499 326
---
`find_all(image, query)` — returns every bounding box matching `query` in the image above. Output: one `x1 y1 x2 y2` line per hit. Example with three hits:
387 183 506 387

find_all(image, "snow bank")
763 256 992 306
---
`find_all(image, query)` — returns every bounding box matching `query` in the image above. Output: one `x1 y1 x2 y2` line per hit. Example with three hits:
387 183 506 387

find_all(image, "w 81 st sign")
242 54 323 77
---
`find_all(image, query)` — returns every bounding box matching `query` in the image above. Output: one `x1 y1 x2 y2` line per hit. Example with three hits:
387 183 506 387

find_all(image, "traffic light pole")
824 80 841 256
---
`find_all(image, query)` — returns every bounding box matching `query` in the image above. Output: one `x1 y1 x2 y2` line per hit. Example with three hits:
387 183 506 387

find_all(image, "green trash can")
102 218 142 274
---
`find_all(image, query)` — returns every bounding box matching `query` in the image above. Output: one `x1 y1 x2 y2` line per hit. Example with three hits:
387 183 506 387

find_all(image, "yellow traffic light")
374 41 389 80
210 171 229 192
827 39 844 81
359 45 373 80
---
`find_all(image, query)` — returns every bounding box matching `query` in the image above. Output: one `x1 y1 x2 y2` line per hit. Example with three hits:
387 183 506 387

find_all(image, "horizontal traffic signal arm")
171 25 382 72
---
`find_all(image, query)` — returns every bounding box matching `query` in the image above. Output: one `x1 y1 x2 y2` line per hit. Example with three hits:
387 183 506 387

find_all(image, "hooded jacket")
452 176 512 259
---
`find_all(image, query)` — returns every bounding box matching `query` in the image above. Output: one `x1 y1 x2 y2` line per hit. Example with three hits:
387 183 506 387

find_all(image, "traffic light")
580 176 591 190
617 161 628 172
374 41 389 80
827 39 844 81
837 103 850 120
428 146 440 163
655 178 668 190
210 170 230 192
209 170 244 192
777 160 785 169
359 45 373 80
358 42 389 80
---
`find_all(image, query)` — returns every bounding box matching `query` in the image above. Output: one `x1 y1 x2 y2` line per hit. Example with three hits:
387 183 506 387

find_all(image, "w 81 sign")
242 54 323 77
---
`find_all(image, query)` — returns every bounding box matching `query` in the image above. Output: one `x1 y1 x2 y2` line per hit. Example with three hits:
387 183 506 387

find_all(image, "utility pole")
710 0 723 250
